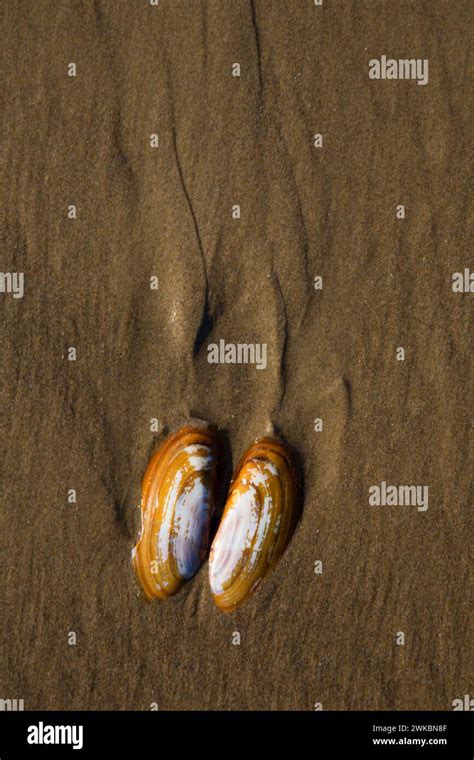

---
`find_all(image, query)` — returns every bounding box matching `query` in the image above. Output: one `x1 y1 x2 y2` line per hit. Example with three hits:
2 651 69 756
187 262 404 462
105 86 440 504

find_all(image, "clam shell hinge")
132 424 219 601
209 436 298 612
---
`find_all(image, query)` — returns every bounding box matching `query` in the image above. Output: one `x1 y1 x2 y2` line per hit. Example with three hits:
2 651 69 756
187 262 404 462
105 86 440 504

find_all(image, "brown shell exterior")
209 436 298 612
132 424 219 601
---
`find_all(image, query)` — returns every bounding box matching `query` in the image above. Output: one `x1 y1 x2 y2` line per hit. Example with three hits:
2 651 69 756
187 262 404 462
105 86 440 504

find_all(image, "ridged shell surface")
209 436 298 612
132 424 218 601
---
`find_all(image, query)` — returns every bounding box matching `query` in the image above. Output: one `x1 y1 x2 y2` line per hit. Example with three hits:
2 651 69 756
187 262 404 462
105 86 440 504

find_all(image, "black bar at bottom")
0 710 471 757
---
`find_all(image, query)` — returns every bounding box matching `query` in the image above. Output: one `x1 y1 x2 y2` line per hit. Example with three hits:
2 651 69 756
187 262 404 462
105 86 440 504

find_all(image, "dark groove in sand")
249 0 264 95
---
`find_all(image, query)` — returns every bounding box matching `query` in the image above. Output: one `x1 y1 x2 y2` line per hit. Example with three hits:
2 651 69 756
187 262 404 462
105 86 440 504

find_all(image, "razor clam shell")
209 436 297 612
132 424 218 601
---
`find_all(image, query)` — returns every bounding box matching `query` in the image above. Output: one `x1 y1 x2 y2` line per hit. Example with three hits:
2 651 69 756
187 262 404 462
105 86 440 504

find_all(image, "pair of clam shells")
132 424 298 612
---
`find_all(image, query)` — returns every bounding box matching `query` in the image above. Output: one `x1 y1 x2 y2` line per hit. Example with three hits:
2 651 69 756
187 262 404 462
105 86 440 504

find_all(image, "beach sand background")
0 0 472 710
